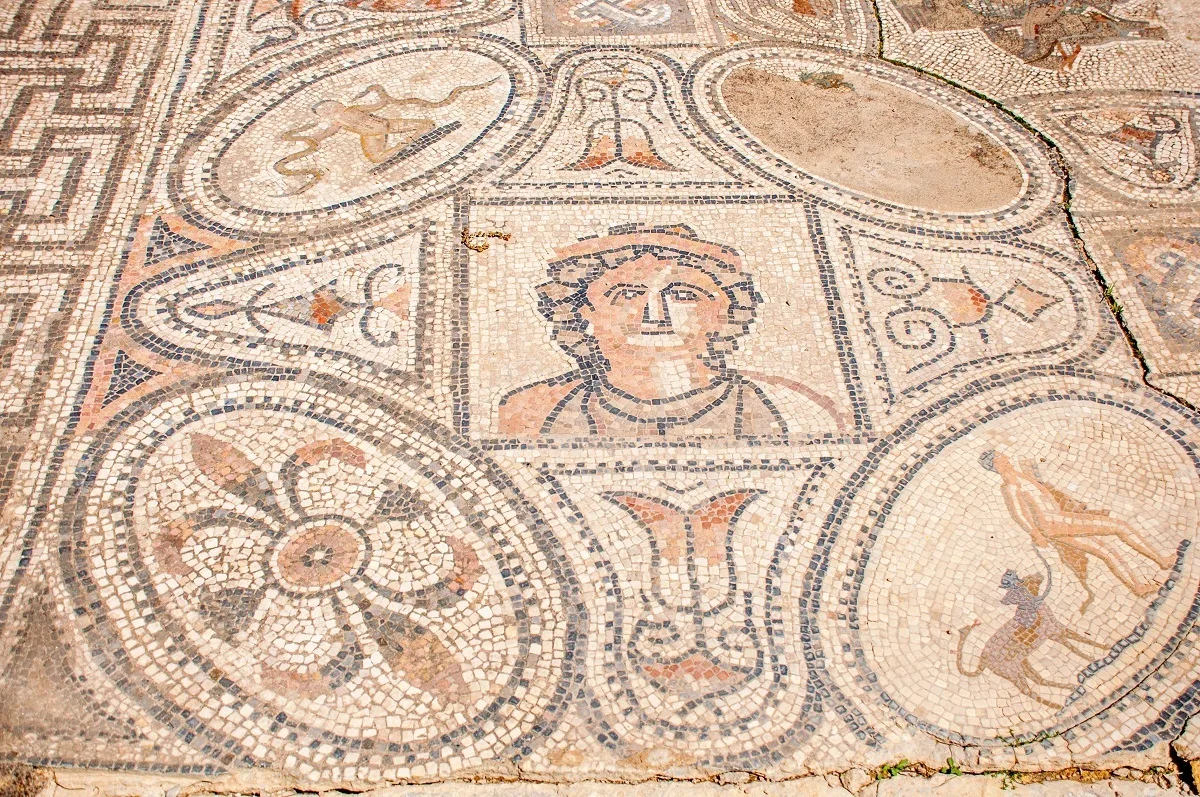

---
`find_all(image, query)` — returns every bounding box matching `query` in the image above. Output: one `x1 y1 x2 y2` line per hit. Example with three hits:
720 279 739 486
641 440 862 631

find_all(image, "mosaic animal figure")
956 570 1107 708
895 0 1165 71
1062 111 1192 188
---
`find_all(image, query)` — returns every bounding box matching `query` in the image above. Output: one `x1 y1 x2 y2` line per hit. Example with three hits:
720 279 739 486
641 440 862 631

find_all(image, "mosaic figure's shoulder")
498 373 586 436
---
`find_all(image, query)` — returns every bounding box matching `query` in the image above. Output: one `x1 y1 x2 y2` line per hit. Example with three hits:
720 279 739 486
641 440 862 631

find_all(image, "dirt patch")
721 67 1024 213
0 765 49 797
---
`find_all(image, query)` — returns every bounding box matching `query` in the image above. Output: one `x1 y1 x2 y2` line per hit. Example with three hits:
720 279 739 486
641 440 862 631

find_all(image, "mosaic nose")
641 292 671 324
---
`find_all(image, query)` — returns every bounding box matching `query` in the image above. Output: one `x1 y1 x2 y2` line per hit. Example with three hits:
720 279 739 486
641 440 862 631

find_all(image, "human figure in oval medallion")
981 449 1176 613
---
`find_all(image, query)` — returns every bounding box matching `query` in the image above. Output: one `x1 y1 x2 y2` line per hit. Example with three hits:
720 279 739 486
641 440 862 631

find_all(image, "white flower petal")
180 520 271 590
364 520 454 594
249 588 344 674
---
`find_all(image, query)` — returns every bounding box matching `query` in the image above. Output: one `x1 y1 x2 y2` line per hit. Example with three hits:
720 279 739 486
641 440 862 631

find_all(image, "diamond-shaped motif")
995 280 1062 323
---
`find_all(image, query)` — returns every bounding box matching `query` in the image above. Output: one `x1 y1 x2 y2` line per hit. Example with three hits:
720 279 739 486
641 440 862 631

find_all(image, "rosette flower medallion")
60 376 571 777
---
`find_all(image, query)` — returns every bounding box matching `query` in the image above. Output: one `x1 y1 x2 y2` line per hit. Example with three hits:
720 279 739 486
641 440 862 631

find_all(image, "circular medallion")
60 374 574 778
813 369 1200 752
272 519 368 593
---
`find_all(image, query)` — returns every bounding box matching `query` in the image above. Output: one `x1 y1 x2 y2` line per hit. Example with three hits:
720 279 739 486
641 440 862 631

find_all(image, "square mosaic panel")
464 203 852 443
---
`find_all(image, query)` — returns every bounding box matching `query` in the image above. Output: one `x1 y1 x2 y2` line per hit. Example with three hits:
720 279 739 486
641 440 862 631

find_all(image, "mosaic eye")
606 285 648 302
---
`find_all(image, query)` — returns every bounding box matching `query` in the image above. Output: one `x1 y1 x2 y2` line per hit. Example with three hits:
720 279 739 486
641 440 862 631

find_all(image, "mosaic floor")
1 0 1200 785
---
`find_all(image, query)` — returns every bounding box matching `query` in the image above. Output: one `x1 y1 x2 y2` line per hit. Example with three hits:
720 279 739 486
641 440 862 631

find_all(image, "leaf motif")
308 287 348 327
373 284 411 320
197 586 265 644
152 518 195 576
187 300 243 319
445 535 481 595
392 627 469 702
375 482 430 523
259 665 330 700
606 493 688 562
295 438 367 470
190 433 279 517
191 433 258 486
689 491 761 562
365 609 469 703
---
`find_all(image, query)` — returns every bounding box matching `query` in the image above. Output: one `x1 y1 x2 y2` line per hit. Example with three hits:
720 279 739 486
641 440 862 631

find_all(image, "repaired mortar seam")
33 765 1188 797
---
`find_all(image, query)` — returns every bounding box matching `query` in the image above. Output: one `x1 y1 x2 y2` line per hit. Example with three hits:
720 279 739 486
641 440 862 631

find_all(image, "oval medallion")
59 373 575 779
689 46 1056 230
172 38 540 237
720 65 1023 213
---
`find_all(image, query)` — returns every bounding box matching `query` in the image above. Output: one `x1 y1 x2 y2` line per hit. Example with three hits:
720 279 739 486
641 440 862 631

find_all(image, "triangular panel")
144 216 209 268
102 349 162 407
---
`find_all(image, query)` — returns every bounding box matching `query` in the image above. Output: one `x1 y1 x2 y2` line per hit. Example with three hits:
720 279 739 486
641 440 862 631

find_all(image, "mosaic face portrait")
497 224 844 439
